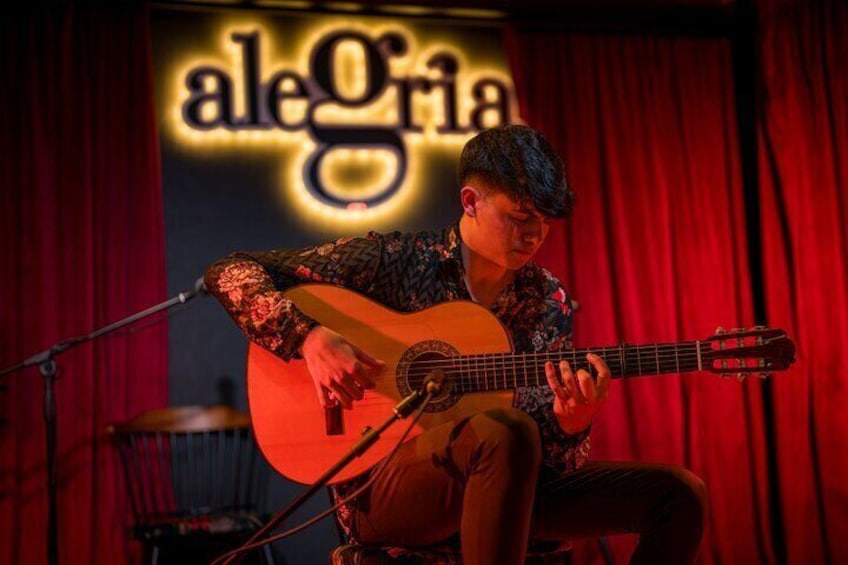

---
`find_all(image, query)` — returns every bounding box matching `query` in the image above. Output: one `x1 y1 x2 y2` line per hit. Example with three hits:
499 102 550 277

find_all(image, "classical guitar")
247 284 795 485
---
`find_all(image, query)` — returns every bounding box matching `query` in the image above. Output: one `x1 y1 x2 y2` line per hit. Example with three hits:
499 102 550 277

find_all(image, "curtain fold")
0 5 168 564
757 0 848 563
506 29 769 564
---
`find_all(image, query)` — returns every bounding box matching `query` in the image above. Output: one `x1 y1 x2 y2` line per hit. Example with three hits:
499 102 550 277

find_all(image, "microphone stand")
220 371 447 565
0 278 208 565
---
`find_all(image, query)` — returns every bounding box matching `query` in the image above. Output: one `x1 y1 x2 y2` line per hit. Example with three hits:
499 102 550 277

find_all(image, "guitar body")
247 284 515 485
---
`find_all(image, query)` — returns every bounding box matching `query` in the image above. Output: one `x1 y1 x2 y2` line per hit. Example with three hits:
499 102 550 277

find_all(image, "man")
205 125 706 564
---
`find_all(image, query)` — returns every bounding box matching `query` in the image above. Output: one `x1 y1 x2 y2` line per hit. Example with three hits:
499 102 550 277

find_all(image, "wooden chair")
109 405 274 565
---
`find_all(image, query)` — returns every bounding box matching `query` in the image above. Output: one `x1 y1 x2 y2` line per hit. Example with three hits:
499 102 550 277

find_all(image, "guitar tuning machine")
736 372 747 382
714 326 726 335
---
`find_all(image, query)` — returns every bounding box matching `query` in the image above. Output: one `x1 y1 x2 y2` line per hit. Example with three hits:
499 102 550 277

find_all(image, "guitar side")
247 284 515 485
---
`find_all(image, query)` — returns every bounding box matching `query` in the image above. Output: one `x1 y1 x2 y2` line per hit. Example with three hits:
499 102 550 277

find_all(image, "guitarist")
205 125 706 564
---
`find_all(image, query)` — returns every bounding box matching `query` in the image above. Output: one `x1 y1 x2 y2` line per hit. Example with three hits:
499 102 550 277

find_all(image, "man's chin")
507 253 534 269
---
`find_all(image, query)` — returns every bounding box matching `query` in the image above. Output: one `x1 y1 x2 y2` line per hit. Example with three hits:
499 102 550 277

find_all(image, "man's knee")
661 466 708 535
472 408 542 470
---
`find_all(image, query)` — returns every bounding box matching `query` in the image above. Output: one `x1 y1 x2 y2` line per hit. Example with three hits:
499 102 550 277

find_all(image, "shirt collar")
437 222 464 267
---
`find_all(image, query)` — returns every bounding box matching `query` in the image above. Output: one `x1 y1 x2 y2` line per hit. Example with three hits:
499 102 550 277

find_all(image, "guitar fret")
610 346 618 376
486 354 490 390
674 343 680 373
600 346 606 374
488 354 493 389
477 355 486 390
523 354 528 387
489 354 494 391
654 344 660 374
619 343 626 377
636 346 642 376
696 341 703 371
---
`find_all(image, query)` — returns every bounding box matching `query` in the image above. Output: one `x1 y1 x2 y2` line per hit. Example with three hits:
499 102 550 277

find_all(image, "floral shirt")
206 225 591 549
205 224 591 477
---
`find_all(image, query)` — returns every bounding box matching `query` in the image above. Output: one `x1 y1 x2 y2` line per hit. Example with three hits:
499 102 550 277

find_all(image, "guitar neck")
450 342 703 393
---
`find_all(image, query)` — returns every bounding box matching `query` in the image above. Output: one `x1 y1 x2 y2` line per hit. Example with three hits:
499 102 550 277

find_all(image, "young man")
205 125 706 564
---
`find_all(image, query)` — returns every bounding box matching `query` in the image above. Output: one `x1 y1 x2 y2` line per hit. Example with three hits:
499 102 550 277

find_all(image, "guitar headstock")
702 326 796 381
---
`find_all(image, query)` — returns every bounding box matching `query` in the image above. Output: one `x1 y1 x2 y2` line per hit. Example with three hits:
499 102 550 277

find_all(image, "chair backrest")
109 405 268 527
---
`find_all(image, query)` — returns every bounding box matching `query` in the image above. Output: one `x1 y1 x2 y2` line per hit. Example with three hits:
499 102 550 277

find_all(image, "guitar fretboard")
445 342 703 393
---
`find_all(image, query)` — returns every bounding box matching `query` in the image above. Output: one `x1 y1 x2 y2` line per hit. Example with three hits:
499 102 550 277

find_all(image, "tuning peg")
758 373 771 380
715 326 726 335
751 325 768 331
736 373 747 382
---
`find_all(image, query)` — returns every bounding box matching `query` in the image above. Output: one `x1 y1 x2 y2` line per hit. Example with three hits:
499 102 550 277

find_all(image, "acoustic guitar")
247 284 795 485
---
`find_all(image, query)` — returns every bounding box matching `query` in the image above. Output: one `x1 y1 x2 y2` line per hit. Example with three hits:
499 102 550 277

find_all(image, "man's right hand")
300 325 383 409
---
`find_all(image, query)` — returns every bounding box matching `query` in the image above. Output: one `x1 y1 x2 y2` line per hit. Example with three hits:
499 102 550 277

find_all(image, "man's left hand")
544 353 611 435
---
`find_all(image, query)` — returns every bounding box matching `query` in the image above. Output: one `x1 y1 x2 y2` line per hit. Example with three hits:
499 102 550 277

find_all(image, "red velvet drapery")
508 1 848 561
506 30 771 564
757 1 848 563
0 5 168 564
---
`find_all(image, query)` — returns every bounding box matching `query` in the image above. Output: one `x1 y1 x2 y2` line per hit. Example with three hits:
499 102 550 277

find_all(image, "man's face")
467 187 552 271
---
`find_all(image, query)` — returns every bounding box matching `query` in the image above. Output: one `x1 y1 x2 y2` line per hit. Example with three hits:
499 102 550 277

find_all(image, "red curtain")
0 5 168 564
507 31 771 563
757 0 848 563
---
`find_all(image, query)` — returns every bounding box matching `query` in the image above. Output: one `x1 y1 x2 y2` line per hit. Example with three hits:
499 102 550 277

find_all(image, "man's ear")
460 185 481 217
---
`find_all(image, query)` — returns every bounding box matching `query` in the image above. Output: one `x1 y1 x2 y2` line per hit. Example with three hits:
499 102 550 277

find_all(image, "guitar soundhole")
397 340 461 413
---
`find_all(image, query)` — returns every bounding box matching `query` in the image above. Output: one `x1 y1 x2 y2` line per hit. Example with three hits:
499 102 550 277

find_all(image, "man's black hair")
457 124 575 218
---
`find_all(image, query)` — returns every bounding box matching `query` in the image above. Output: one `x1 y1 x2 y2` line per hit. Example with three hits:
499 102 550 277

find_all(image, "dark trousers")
351 408 707 565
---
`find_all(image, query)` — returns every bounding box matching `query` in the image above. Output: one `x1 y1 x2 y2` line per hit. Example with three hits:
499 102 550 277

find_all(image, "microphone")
194 276 208 295
177 276 208 304
423 369 447 395
393 369 448 418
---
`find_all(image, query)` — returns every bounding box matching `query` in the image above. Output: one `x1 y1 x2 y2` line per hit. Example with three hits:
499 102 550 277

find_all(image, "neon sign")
174 23 515 221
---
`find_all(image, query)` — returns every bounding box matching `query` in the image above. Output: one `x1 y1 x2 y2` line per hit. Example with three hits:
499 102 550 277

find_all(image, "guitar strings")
395 347 759 371
376 348 766 391
397 347 713 367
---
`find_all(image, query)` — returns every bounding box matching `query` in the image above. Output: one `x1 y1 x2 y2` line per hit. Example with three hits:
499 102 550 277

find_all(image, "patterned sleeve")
514 272 591 475
204 235 383 361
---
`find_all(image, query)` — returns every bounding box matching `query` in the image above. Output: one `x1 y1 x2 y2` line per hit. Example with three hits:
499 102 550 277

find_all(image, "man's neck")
459 217 515 307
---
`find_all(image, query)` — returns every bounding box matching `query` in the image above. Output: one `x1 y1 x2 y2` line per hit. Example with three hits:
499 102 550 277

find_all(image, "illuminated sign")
172 22 515 222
